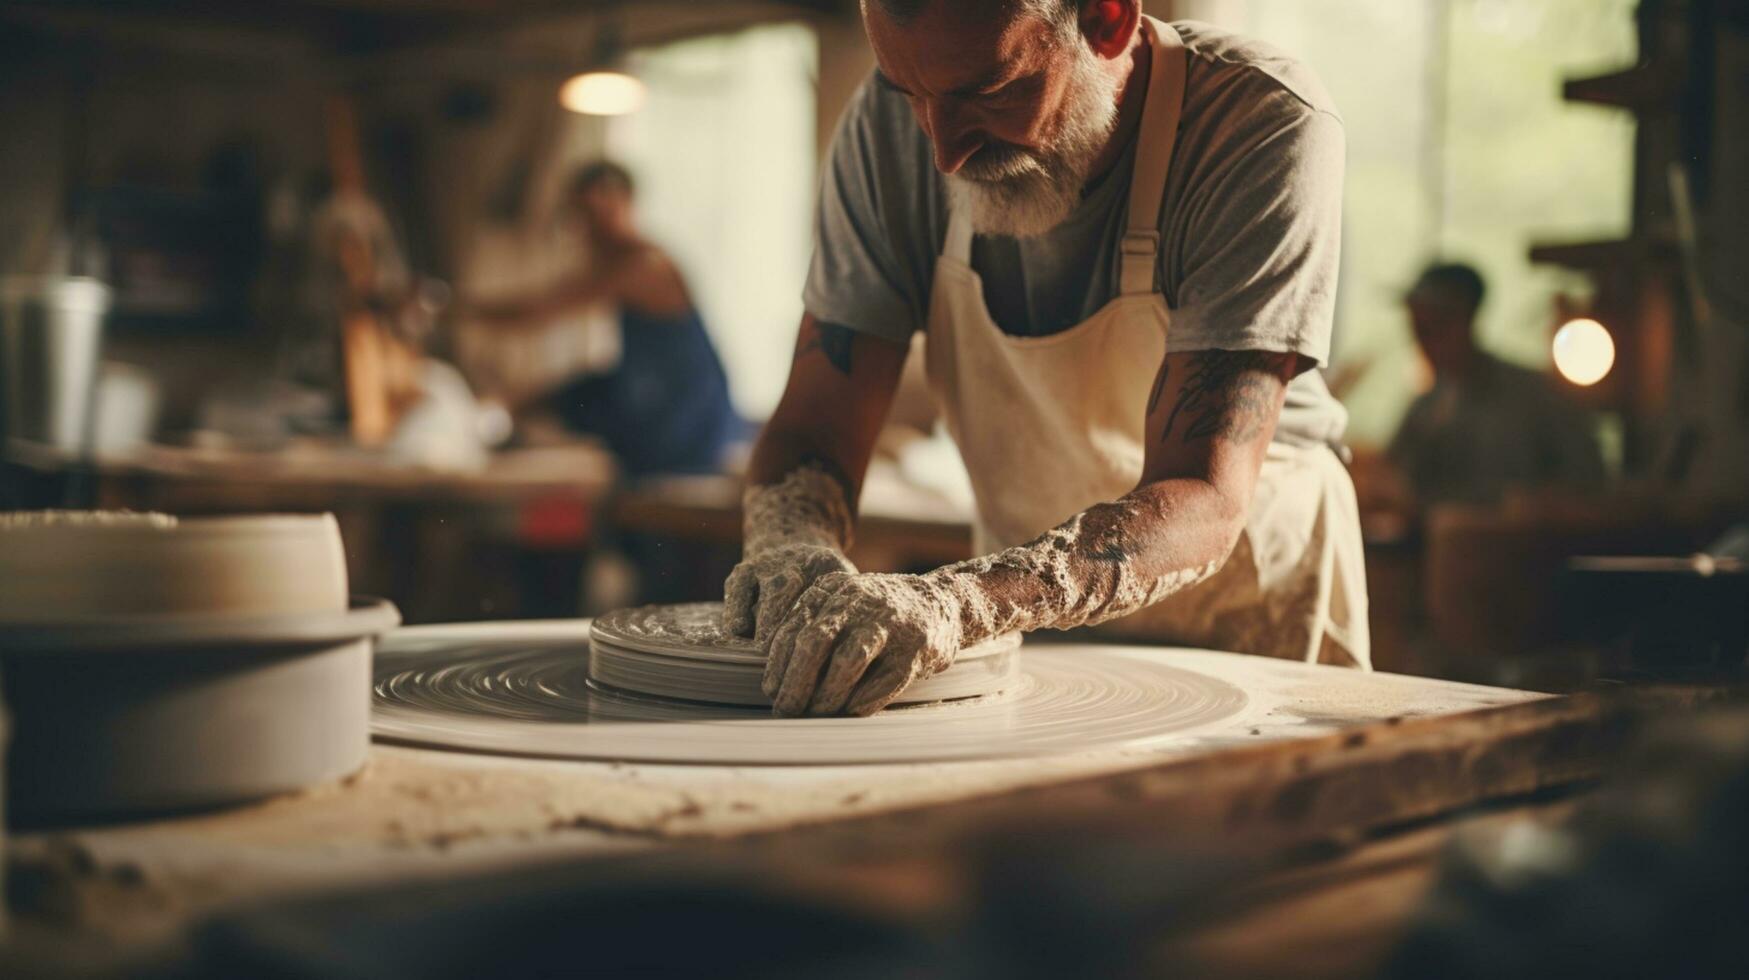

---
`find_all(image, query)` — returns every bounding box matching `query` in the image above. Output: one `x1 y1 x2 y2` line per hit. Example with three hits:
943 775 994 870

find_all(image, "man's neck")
1447 345 1487 384
1084 25 1153 187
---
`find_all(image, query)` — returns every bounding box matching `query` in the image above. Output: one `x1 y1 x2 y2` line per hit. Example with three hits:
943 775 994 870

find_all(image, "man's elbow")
1129 473 1254 569
1206 479 1254 566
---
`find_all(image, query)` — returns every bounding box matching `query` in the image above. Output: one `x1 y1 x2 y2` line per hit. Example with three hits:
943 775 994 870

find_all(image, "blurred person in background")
1388 262 1605 508
470 160 743 478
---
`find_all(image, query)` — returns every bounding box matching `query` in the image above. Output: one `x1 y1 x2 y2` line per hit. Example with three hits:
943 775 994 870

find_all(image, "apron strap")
944 204 975 264
1120 18 1188 296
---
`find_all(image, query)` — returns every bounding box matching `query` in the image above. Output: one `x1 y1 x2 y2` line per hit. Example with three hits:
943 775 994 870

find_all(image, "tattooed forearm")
933 489 1230 640
1182 371 1275 443
1146 362 1169 416
1160 350 1289 445
1075 499 1142 565
801 321 856 375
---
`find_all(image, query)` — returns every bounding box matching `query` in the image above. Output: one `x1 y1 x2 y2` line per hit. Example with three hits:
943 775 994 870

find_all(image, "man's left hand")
762 571 965 717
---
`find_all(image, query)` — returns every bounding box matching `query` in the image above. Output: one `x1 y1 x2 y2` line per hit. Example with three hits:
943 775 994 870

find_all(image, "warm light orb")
1552 317 1615 386
559 71 646 115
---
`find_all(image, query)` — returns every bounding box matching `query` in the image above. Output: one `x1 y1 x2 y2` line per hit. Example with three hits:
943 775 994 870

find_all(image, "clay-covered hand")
763 571 966 717
723 461 857 641
722 543 856 642
756 494 1235 716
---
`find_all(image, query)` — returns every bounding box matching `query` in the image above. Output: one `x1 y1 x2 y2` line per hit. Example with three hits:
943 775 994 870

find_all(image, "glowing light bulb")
1552 318 1615 386
559 71 646 115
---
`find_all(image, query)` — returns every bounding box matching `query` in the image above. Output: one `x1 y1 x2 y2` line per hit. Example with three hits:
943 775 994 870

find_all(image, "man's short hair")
1408 262 1486 315
569 159 635 199
868 0 1080 29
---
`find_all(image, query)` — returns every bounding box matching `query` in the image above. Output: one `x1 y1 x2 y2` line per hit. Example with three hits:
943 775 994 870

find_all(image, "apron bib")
922 17 1370 668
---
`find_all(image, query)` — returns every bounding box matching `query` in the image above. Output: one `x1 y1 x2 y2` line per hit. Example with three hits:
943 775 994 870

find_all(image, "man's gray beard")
946 48 1121 239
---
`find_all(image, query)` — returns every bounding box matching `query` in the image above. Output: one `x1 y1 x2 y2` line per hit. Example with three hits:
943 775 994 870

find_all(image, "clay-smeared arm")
722 314 909 639
936 348 1300 635
764 348 1302 716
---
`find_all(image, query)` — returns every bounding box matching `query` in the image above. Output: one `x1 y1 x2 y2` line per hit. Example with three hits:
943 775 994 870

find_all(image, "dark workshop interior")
1 1 1746 977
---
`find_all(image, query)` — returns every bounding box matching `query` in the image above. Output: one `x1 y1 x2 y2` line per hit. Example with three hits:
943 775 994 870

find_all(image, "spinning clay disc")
371 620 1253 765
587 603 1020 706
587 602 1020 664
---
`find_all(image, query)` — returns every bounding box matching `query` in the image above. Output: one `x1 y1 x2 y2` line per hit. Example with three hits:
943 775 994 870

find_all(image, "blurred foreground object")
1388 706 1749 980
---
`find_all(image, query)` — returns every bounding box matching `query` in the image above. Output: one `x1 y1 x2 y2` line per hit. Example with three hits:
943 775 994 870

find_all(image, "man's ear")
1080 0 1139 58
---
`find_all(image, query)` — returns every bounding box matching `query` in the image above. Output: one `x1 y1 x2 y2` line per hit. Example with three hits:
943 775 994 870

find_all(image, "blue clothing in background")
551 306 743 477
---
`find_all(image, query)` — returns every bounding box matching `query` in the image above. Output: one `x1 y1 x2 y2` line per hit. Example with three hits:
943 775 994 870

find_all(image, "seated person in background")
1389 263 1605 508
471 160 742 478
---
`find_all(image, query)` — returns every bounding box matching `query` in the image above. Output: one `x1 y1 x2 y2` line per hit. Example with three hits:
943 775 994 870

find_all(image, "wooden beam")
1563 65 1679 113
717 688 1726 861
1 0 856 55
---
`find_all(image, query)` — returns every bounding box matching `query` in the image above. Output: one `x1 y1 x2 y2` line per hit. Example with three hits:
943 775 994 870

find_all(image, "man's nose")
922 100 982 176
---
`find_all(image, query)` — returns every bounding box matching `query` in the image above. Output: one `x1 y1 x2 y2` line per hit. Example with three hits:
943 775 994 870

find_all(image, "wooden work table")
4 641 1725 978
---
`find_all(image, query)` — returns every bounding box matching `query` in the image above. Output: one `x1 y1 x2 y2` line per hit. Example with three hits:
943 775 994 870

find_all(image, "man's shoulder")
1170 19 1341 125
1473 352 1538 385
1401 386 1441 422
1483 355 1570 405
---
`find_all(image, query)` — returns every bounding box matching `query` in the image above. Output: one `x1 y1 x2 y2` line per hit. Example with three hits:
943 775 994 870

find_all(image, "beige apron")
922 17 1370 669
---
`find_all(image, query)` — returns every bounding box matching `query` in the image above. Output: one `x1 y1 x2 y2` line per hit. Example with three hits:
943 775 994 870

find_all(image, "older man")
726 0 1368 716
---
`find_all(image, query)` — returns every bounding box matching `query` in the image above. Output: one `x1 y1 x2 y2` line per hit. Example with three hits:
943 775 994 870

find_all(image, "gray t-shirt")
803 20 1348 448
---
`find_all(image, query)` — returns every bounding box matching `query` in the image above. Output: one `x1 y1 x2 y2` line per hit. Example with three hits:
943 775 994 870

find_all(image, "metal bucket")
0 277 110 454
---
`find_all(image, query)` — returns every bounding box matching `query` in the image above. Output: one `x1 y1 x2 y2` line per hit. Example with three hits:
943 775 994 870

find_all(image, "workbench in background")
3 442 975 625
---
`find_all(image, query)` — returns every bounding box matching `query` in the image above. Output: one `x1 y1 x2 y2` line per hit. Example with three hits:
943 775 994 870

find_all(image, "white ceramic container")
0 512 347 621
0 512 395 824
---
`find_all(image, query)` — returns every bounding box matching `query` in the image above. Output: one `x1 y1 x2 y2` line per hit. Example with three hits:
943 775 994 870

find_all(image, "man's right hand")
722 543 856 642
725 315 908 648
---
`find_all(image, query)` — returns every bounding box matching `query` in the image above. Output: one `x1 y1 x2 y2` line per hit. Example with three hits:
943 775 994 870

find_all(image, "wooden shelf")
1529 234 1678 271
1563 64 1676 112
1529 238 1638 270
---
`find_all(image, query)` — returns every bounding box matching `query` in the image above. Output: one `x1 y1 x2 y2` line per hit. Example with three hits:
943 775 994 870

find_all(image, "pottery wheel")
586 603 1021 706
371 619 1251 765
